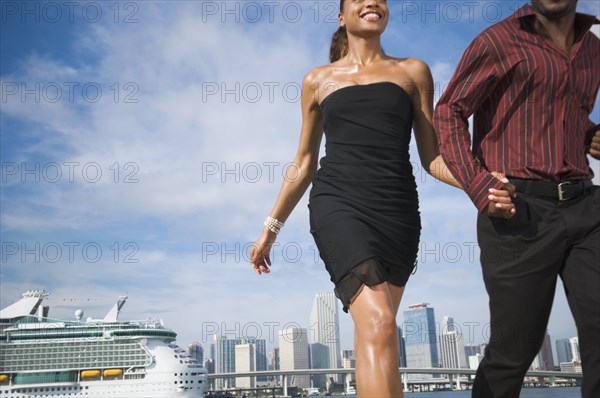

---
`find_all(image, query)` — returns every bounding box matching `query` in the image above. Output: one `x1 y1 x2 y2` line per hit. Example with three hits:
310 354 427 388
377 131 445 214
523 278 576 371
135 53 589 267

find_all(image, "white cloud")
3 0 594 352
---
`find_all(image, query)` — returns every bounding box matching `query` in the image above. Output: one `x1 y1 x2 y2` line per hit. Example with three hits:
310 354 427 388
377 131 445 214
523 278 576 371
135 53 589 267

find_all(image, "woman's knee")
357 308 398 343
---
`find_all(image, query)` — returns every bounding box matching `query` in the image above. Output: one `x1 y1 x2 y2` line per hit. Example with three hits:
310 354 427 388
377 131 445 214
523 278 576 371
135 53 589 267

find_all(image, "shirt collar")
515 3 600 31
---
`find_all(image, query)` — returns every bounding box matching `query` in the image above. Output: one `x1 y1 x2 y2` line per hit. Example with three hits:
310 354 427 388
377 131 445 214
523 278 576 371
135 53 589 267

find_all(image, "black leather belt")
509 178 593 201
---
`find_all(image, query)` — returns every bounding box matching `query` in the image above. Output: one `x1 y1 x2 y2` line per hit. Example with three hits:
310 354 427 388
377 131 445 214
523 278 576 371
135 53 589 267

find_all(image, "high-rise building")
341 349 356 385
479 343 488 355
570 337 580 362
341 349 355 369
560 361 582 373
241 337 267 383
204 358 215 374
468 353 484 370
235 343 255 388
269 348 280 385
310 292 342 382
531 332 554 371
309 343 329 388
540 332 554 370
464 345 480 359
556 338 573 364
187 342 204 365
279 328 310 388
439 316 467 369
214 335 241 388
403 303 439 376
269 348 280 371
398 326 407 368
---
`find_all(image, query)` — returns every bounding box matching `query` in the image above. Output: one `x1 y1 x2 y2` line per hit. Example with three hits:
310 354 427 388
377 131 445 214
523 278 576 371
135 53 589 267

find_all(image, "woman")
250 1 514 396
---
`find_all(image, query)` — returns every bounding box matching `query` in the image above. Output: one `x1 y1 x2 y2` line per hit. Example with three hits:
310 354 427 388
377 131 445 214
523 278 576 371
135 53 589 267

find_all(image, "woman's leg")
349 282 404 397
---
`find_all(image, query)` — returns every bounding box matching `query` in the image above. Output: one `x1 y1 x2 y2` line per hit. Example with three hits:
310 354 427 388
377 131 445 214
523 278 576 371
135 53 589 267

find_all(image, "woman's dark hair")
329 0 348 63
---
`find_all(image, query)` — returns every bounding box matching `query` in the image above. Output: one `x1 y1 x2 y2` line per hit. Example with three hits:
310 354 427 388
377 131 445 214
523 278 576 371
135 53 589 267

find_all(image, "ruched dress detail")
308 82 421 313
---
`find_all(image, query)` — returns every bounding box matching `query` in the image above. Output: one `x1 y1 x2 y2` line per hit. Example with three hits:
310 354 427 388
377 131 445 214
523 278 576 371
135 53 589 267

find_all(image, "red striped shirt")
434 4 600 212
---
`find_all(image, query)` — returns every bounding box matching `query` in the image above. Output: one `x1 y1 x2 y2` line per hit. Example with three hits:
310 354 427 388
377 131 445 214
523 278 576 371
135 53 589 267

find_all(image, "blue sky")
1 0 599 358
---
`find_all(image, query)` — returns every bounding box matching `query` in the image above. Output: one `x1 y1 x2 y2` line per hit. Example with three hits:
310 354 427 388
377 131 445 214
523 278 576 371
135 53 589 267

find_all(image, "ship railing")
129 319 165 329
124 366 147 374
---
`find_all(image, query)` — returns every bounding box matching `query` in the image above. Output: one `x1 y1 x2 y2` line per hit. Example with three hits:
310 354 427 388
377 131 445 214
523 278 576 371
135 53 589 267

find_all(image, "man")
434 1 599 397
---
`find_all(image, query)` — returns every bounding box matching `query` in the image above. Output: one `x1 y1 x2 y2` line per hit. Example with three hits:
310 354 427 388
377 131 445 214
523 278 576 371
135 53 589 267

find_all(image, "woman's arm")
406 59 515 216
406 59 461 188
250 72 324 274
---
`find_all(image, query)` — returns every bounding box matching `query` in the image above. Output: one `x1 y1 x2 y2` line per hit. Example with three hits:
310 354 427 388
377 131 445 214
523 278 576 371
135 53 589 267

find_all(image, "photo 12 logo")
200 1 340 24
1 162 140 184
1 241 140 264
1 82 139 104
1 2 140 24
399 1 522 24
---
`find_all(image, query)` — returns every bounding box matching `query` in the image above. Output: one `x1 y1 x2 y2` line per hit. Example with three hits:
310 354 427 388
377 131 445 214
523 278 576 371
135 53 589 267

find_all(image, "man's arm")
434 36 508 214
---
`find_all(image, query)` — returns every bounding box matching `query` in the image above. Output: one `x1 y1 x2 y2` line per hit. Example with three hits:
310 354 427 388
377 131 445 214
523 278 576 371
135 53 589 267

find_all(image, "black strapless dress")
308 82 421 313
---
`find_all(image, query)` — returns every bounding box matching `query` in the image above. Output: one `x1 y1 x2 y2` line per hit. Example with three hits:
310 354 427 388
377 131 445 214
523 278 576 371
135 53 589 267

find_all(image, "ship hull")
1 379 206 397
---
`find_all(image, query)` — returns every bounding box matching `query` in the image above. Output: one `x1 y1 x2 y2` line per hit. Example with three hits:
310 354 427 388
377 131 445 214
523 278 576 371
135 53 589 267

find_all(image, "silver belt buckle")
558 181 575 201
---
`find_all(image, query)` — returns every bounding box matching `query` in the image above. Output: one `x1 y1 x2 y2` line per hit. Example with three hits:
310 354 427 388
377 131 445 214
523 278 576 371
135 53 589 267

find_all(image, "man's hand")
487 172 517 219
590 129 600 160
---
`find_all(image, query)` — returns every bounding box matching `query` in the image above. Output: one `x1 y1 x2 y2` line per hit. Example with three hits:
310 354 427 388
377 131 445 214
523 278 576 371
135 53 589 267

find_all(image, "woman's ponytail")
329 0 347 63
329 25 348 63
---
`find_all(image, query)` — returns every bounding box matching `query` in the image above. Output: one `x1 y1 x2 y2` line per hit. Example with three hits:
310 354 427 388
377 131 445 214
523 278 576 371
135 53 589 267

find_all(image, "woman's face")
339 0 389 36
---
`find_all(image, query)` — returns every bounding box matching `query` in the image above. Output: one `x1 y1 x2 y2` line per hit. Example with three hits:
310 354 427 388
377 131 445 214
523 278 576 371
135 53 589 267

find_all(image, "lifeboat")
103 369 123 377
80 370 101 378
0 374 9 382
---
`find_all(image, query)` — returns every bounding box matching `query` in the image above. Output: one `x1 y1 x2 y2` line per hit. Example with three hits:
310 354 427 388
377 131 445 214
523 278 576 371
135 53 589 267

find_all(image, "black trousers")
472 186 600 398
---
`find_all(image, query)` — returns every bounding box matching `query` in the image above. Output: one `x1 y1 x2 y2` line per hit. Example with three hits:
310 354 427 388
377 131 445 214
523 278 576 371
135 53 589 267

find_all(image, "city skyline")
2 0 598 365
202 300 582 379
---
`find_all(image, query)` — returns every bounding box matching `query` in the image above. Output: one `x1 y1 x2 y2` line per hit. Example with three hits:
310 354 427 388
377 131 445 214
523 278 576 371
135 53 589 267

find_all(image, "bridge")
208 368 582 396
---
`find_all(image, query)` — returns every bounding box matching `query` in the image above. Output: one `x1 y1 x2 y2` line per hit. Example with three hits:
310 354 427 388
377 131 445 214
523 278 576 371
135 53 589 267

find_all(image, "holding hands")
487 172 517 219
590 129 600 160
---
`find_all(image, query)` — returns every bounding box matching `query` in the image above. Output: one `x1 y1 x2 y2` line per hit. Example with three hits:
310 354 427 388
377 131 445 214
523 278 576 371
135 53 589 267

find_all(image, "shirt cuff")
466 171 507 214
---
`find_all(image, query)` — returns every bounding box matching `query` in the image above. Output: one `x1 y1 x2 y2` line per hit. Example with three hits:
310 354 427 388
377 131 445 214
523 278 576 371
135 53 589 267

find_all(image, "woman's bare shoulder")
303 63 338 87
393 57 432 83
386 56 431 74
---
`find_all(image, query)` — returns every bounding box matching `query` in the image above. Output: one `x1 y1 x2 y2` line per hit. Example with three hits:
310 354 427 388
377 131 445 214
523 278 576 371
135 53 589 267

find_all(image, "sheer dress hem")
334 257 415 313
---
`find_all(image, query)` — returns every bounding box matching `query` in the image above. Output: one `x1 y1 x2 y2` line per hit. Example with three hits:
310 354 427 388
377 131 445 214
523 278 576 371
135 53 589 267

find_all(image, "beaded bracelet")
264 216 285 234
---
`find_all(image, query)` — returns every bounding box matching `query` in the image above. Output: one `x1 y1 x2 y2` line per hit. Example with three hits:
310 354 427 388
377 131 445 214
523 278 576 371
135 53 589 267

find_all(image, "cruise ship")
0 290 208 397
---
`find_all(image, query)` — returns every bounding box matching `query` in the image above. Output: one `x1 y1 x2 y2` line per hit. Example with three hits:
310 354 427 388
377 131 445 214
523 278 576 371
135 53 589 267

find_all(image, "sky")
1 0 599 361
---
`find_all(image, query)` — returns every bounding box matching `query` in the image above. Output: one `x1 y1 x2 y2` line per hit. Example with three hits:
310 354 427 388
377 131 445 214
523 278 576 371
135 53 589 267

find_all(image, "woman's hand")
248 71 324 276
487 171 517 219
249 229 277 275
590 129 600 159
